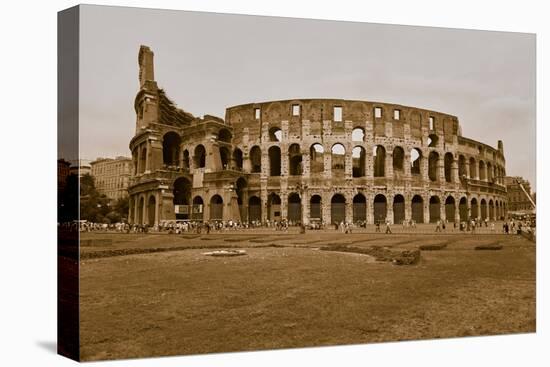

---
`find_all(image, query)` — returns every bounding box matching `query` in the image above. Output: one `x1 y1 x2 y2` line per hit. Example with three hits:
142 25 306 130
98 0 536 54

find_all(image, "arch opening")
352 146 366 177
393 194 405 224
331 194 346 224
250 146 261 173
310 144 325 174
373 194 387 224
268 146 281 176
373 145 386 177
162 132 181 166
194 145 206 168
412 195 424 224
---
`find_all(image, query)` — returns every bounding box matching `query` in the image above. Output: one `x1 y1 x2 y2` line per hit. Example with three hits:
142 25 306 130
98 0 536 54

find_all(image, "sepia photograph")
57 4 536 362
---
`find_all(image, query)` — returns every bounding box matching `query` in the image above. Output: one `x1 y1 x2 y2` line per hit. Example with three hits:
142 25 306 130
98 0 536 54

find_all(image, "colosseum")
128 45 508 227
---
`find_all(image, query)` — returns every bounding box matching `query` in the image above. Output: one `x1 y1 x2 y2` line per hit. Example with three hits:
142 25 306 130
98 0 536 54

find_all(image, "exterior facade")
128 46 508 228
504 176 534 212
90 156 132 200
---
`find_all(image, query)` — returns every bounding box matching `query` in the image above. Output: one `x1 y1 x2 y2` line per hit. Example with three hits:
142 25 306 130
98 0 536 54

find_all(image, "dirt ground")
78 231 535 361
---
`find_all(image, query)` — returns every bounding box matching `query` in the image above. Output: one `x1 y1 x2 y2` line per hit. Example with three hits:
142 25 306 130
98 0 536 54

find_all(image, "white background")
0 0 547 366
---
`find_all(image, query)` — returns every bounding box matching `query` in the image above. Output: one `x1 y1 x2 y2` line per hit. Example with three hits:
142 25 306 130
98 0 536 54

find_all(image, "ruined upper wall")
225 99 460 145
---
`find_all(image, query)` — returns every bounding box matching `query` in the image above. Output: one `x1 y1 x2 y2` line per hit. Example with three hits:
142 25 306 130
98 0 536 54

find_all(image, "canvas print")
57 4 536 362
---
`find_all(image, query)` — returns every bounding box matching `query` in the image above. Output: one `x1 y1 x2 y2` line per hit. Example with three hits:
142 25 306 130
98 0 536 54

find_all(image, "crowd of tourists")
69 216 534 236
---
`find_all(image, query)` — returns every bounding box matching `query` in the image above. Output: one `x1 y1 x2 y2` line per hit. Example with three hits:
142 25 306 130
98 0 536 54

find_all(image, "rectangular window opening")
333 106 342 122
292 104 301 116
429 116 435 130
374 107 382 119
254 108 261 120
393 109 400 120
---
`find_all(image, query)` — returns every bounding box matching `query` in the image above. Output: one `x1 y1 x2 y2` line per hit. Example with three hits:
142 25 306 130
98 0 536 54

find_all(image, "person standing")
385 220 392 234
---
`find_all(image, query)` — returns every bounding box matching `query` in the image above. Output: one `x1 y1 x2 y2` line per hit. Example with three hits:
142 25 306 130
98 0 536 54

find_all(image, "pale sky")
79 5 536 190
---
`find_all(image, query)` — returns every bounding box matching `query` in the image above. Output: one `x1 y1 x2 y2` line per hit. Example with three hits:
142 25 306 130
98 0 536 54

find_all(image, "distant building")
91 156 132 200
58 159 72 192
504 176 534 212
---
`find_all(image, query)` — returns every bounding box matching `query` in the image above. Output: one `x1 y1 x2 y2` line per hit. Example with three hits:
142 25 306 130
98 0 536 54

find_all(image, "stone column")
440 199 446 222
438 156 445 184
322 191 331 225
345 193 353 224
128 197 134 224
387 196 394 224
323 145 332 179
452 159 459 184
423 199 430 224
280 191 288 220
302 192 309 226
385 151 394 180
366 194 374 225
404 194 412 223
136 145 142 174
145 140 151 173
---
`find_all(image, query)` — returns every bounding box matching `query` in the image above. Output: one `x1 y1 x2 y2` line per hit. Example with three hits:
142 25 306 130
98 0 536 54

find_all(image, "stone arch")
173 177 192 219
268 146 281 176
287 192 302 223
248 196 262 223
310 143 325 174
459 197 468 221
233 148 243 170
373 145 386 177
458 155 467 178
352 127 365 142
411 148 422 175
219 146 231 169
469 157 477 179
138 196 144 225
352 146 366 177
489 199 495 220
218 128 232 143
429 196 441 223
310 195 322 221
267 193 281 221
444 152 454 182
162 131 181 166
428 151 439 181
192 196 204 221
331 143 346 174
393 194 405 224
479 160 486 181
480 198 487 220
373 194 387 224
487 162 493 182
288 144 303 176
194 144 206 168
235 177 247 221
209 194 224 220
249 146 261 173
471 198 479 219
393 146 405 172
268 126 282 142
147 195 156 226
352 193 367 223
182 149 190 170
331 193 346 224
445 196 456 222
139 146 147 173
428 134 439 147
411 195 424 223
